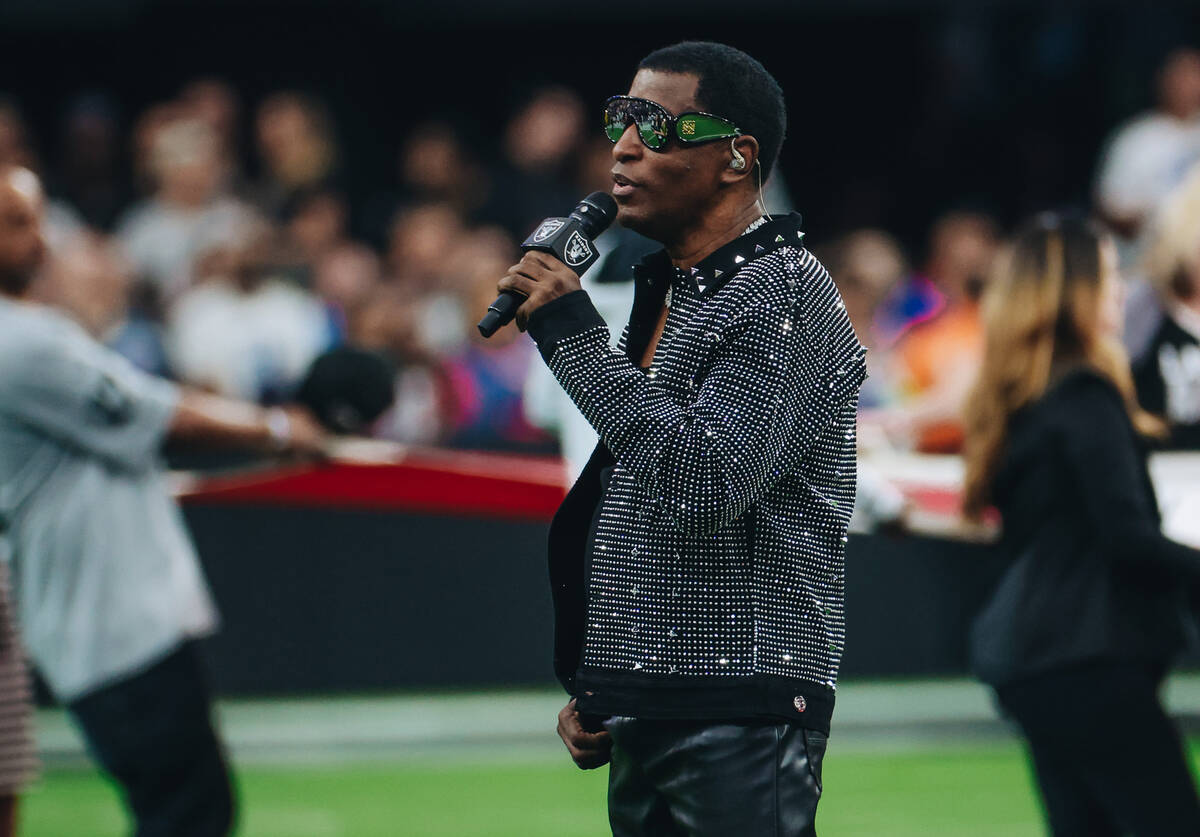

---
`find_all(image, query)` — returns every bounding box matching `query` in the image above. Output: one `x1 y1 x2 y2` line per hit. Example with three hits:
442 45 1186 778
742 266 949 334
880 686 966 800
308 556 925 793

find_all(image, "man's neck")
665 198 764 270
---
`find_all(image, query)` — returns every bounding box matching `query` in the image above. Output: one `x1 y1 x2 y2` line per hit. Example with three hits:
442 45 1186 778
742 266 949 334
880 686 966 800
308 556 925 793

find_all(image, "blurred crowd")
1 81 623 456
832 47 1200 466
3 47 1200 467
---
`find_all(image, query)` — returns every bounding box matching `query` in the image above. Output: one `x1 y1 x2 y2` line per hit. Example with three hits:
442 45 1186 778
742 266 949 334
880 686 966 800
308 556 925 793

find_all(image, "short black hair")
638 41 786 180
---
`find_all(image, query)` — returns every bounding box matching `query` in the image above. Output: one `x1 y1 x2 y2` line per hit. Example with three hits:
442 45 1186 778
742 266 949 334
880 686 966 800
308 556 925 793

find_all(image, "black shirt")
527 214 865 732
1134 314 1200 450
970 368 1200 688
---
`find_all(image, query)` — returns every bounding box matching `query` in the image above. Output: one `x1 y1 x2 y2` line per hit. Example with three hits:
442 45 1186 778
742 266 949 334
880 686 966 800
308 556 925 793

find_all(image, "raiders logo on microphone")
564 231 593 267
532 218 565 243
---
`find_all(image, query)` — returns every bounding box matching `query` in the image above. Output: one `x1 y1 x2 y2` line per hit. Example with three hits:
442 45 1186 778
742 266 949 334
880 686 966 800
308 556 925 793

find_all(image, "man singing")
497 42 865 835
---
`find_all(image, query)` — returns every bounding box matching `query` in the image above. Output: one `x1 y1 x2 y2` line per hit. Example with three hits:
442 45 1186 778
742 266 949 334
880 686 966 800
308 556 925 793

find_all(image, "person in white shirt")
1095 49 1200 244
167 218 333 403
116 118 255 303
0 167 326 837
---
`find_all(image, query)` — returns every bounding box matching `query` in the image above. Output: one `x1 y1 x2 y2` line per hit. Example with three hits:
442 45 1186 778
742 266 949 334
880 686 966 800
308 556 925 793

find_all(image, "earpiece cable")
757 161 772 221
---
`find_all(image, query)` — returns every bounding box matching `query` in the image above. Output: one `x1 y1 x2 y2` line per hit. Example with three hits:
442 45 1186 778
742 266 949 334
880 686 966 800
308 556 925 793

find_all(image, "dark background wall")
183 502 1007 696
2 1 1198 255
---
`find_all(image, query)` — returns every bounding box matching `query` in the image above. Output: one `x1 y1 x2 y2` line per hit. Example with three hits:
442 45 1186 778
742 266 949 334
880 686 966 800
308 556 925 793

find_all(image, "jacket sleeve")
527 260 865 536
1056 373 1200 577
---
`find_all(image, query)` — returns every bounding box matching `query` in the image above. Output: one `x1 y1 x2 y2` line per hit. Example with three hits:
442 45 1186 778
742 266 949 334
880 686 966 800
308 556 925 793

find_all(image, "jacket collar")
623 213 805 364
631 212 805 299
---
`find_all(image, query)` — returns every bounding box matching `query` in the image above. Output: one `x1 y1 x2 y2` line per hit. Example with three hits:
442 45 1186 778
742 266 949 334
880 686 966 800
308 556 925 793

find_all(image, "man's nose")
612 123 643 163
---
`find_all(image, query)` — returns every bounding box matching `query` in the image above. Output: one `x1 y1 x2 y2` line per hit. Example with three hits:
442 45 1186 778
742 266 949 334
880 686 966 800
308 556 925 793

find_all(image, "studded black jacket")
526 214 866 733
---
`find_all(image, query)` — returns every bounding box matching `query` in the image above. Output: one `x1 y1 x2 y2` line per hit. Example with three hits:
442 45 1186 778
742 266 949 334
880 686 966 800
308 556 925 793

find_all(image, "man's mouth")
612 172 638 198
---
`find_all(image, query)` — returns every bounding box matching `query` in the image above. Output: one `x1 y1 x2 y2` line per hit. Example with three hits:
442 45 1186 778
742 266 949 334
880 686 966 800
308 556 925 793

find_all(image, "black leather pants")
605 717 827 837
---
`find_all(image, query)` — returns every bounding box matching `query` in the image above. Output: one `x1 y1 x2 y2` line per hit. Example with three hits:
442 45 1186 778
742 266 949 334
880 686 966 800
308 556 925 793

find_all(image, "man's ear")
719 135 760 185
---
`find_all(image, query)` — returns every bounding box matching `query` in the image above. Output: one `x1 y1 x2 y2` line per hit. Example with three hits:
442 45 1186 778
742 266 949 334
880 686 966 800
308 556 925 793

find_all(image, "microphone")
478 191 618 337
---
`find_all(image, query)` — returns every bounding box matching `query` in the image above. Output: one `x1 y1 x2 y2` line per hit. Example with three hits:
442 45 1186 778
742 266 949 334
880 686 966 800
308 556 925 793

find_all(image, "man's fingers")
522 250 561 272
557 700 612 769
560 723 612 756
495 254 583 330
572 750 611 770
497 272 537 298
572 729 612 750
563 735 612 770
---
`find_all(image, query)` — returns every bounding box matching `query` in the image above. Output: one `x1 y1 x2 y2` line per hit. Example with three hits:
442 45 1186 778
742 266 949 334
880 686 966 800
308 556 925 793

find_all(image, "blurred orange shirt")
894 301 983 453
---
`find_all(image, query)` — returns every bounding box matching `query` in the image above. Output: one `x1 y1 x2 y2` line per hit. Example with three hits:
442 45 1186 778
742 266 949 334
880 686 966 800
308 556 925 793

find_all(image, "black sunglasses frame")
603 95 742 152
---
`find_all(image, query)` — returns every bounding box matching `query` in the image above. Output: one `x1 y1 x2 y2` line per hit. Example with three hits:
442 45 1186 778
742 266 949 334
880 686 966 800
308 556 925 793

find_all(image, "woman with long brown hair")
963 213 1200 836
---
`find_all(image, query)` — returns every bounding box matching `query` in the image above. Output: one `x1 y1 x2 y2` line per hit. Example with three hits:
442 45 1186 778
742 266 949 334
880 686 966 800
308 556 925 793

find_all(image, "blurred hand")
278 406 330 459
556 699 612 770
496 251 582 332
859 407 917 450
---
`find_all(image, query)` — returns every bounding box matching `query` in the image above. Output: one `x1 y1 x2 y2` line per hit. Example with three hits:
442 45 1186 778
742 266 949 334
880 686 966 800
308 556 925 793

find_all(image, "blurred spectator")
116 117 255 302
351 283 445 446
313 242 383 340
386 201 463 291
1135 162 1200 448
1095 48 1200 248
366 122 489 245
387 201 470 358
822 229 909 409
848 464 909 535
179 78 242 191
32 232 130 339
33 232 173 377
130 101 188 196
478 86 585 239
0 98 38 172
275 186 352 287
295 346 396 435
251 92 340 220
167 217 333 403
49 94 130 231
441 228 553 452
883 211 999 452
819 230 912 533
400 123 485 210
873 268 944 349
0 97 85 252
288 188 348 263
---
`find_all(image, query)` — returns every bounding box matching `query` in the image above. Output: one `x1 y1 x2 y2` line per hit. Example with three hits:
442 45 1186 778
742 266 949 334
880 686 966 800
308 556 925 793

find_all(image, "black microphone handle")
477 290 525 338
478 192 616 338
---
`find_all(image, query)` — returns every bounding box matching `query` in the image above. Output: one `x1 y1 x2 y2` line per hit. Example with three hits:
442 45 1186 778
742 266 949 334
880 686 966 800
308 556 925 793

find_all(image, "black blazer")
970 368 1200 687
531 215 865 732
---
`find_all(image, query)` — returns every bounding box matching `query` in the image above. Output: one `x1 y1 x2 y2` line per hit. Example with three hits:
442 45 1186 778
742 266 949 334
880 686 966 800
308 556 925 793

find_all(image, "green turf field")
25 677 1200 836
15 741 1116 836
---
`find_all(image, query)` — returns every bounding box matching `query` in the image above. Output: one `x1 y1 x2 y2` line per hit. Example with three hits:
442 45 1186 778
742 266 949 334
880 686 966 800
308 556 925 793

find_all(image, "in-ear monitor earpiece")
730 138 746 170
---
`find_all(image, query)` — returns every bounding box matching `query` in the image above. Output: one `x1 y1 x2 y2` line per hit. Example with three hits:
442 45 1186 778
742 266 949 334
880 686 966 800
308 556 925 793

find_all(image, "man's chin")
615 204 652 236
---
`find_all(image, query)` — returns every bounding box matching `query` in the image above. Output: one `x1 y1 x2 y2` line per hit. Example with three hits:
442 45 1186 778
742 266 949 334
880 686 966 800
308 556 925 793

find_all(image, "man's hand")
556 698 612 770
496 251 583 332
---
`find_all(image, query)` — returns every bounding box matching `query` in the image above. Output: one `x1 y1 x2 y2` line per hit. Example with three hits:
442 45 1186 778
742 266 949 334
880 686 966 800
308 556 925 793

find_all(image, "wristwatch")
264 407 292 451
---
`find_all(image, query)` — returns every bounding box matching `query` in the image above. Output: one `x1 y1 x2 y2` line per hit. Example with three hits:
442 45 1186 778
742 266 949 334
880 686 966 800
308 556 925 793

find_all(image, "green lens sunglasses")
603 95 741 152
